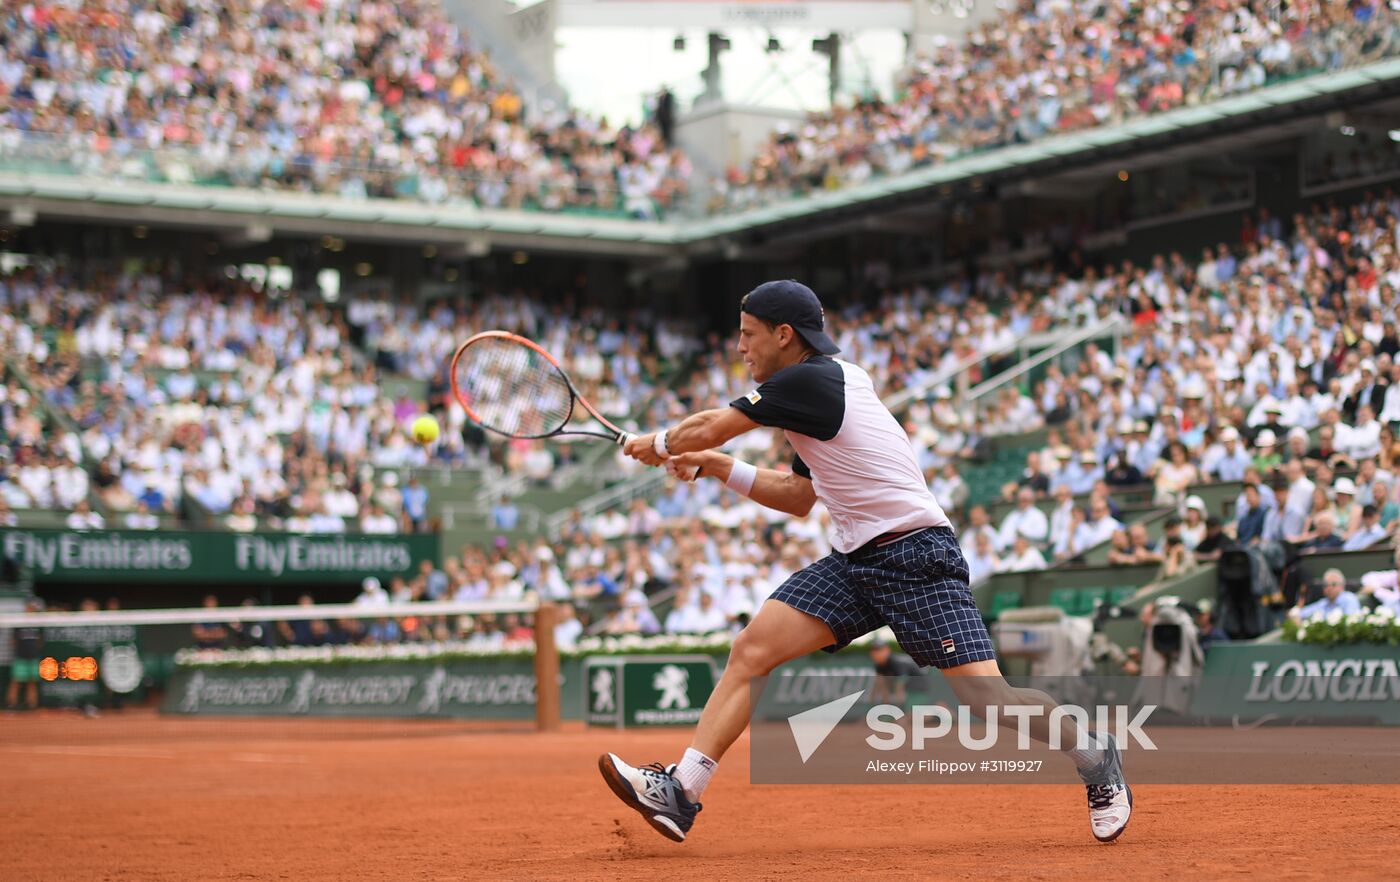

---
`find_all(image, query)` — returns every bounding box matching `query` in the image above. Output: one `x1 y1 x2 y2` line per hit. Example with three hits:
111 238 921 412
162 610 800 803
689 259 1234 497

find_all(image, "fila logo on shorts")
942 639 956 655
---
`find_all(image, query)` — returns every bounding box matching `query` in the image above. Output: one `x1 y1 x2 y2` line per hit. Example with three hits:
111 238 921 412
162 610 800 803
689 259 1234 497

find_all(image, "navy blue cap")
740 280 839 355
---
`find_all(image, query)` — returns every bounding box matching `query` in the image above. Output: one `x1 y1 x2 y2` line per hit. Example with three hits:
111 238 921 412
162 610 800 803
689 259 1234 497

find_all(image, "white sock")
1066 732 1105 771
674 748 718 802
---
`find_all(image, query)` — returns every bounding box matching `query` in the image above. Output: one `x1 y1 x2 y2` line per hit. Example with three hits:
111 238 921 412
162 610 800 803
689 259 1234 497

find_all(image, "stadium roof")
1 58 1398 258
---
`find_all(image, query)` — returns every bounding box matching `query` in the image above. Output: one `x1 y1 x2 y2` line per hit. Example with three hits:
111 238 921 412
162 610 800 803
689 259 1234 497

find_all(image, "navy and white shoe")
598 753 701 843
1077 732 1133 843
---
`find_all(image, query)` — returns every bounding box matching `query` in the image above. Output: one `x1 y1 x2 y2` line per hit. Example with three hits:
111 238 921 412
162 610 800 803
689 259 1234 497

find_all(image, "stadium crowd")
720 0 1398 209
581 187 1400 637
0 0 688 217
0 0 1394 219
0 264 703 532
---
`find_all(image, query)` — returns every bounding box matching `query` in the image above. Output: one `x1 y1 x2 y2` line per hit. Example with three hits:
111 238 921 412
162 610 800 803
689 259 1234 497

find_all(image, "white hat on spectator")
1264 401 1284 415
535 546 556 561
1183 382 1206 399
1185 496 1207 514
382 471 399 487
1116 417 1134 434
1054 445 1073 461
1220 426 1240 442
1079 450 1097 464
1132 420 1149 433
1287 426 1309 442
1333 478 1357 497
1255 429 1277 448
1361 359 1377 373
361 577 382 593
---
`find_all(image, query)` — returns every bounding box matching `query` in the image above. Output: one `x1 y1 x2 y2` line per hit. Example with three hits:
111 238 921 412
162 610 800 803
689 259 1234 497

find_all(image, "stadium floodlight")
1389 129 1400 142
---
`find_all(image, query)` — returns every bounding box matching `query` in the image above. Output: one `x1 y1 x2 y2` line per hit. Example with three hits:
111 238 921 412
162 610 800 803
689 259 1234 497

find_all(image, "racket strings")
455 338 574 437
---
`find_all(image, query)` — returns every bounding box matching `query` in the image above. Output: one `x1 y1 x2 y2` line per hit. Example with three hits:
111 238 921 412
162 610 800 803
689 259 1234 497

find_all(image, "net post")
533 602 561 732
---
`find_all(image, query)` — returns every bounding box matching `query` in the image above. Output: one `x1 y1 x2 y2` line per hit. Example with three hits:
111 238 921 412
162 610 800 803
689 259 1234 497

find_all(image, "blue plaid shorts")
770 526 997 669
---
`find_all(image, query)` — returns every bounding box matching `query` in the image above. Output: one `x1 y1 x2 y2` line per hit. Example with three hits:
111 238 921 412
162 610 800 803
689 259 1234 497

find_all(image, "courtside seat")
1049 588 1078 614
990 590 1022 619
1076 587 1108 615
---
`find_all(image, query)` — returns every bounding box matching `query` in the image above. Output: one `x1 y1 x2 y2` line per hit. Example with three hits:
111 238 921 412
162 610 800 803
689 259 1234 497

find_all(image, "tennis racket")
450 330 636 445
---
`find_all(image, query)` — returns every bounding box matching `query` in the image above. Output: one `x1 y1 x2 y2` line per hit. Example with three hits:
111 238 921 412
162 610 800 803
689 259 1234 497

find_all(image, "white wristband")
725 460 758 496
653 430 671 458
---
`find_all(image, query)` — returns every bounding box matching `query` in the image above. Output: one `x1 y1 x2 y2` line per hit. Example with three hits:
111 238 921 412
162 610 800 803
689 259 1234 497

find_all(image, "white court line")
0 745 176 759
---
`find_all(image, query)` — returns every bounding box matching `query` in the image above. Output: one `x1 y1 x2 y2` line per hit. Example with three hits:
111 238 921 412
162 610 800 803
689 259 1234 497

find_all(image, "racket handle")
617 432 635 447
664 459 700 481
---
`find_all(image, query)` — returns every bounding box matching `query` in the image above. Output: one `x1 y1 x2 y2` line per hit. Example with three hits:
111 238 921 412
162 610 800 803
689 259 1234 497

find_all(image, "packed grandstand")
0 0 1394 215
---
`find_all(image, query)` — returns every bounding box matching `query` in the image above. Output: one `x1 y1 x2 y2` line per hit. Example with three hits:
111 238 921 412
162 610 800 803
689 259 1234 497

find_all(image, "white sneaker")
598 753 702 843
1077 732 1133 843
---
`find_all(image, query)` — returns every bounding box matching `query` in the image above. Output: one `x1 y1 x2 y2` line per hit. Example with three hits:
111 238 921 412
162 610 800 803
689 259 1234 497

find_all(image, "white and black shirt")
731 356 951 553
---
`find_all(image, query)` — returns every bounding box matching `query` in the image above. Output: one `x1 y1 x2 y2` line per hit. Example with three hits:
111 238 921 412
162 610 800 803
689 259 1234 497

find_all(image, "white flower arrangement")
175 629 890 670
1283 607 1400 646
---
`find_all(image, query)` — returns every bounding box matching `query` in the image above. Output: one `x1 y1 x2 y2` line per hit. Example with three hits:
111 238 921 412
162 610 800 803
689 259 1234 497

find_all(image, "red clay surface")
2 709 1395 881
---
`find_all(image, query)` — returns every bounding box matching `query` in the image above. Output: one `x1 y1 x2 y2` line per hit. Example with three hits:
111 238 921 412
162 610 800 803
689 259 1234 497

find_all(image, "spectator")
997 487 1049 549
360 502 400 534
65 499 104 531
1194 517 1229 562
191 595 228 650
491 496 521 531
1103 453 1144 488
122 501 160 530
931 461 969 513
5 598 43 711
960 505 1000 554
401 475 429 533
1330 478 1363 538
1156 536 1198 582
1359 547 1400 614
1195 601 1230 651
1280 459 1316 542
554 604 583 650
1105 530 1139 567
867 636 927 705
999 535 1048 573
225 497 258 532
1300 512 1345 553
1291 568 1363 620
607 590 662 636
353 577 391 609
966 531 1000 586
1153 442 1199 506
1075 496 1122 551
1343 505 1386 550
1205 427 1252 482
1180 497 1209 550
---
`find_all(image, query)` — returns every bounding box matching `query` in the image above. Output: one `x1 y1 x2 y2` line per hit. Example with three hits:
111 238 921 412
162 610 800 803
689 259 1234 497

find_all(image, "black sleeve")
791 454 811 480
729 357 845 440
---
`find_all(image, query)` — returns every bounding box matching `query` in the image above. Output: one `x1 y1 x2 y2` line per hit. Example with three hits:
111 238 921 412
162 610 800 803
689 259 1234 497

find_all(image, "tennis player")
599 280 1132 844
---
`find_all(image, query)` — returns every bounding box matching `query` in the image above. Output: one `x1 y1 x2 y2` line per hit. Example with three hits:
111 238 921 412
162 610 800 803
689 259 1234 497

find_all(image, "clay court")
2 711 1395 881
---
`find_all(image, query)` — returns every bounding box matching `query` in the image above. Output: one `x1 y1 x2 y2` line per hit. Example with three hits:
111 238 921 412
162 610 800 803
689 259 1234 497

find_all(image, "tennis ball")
410 415 440 445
